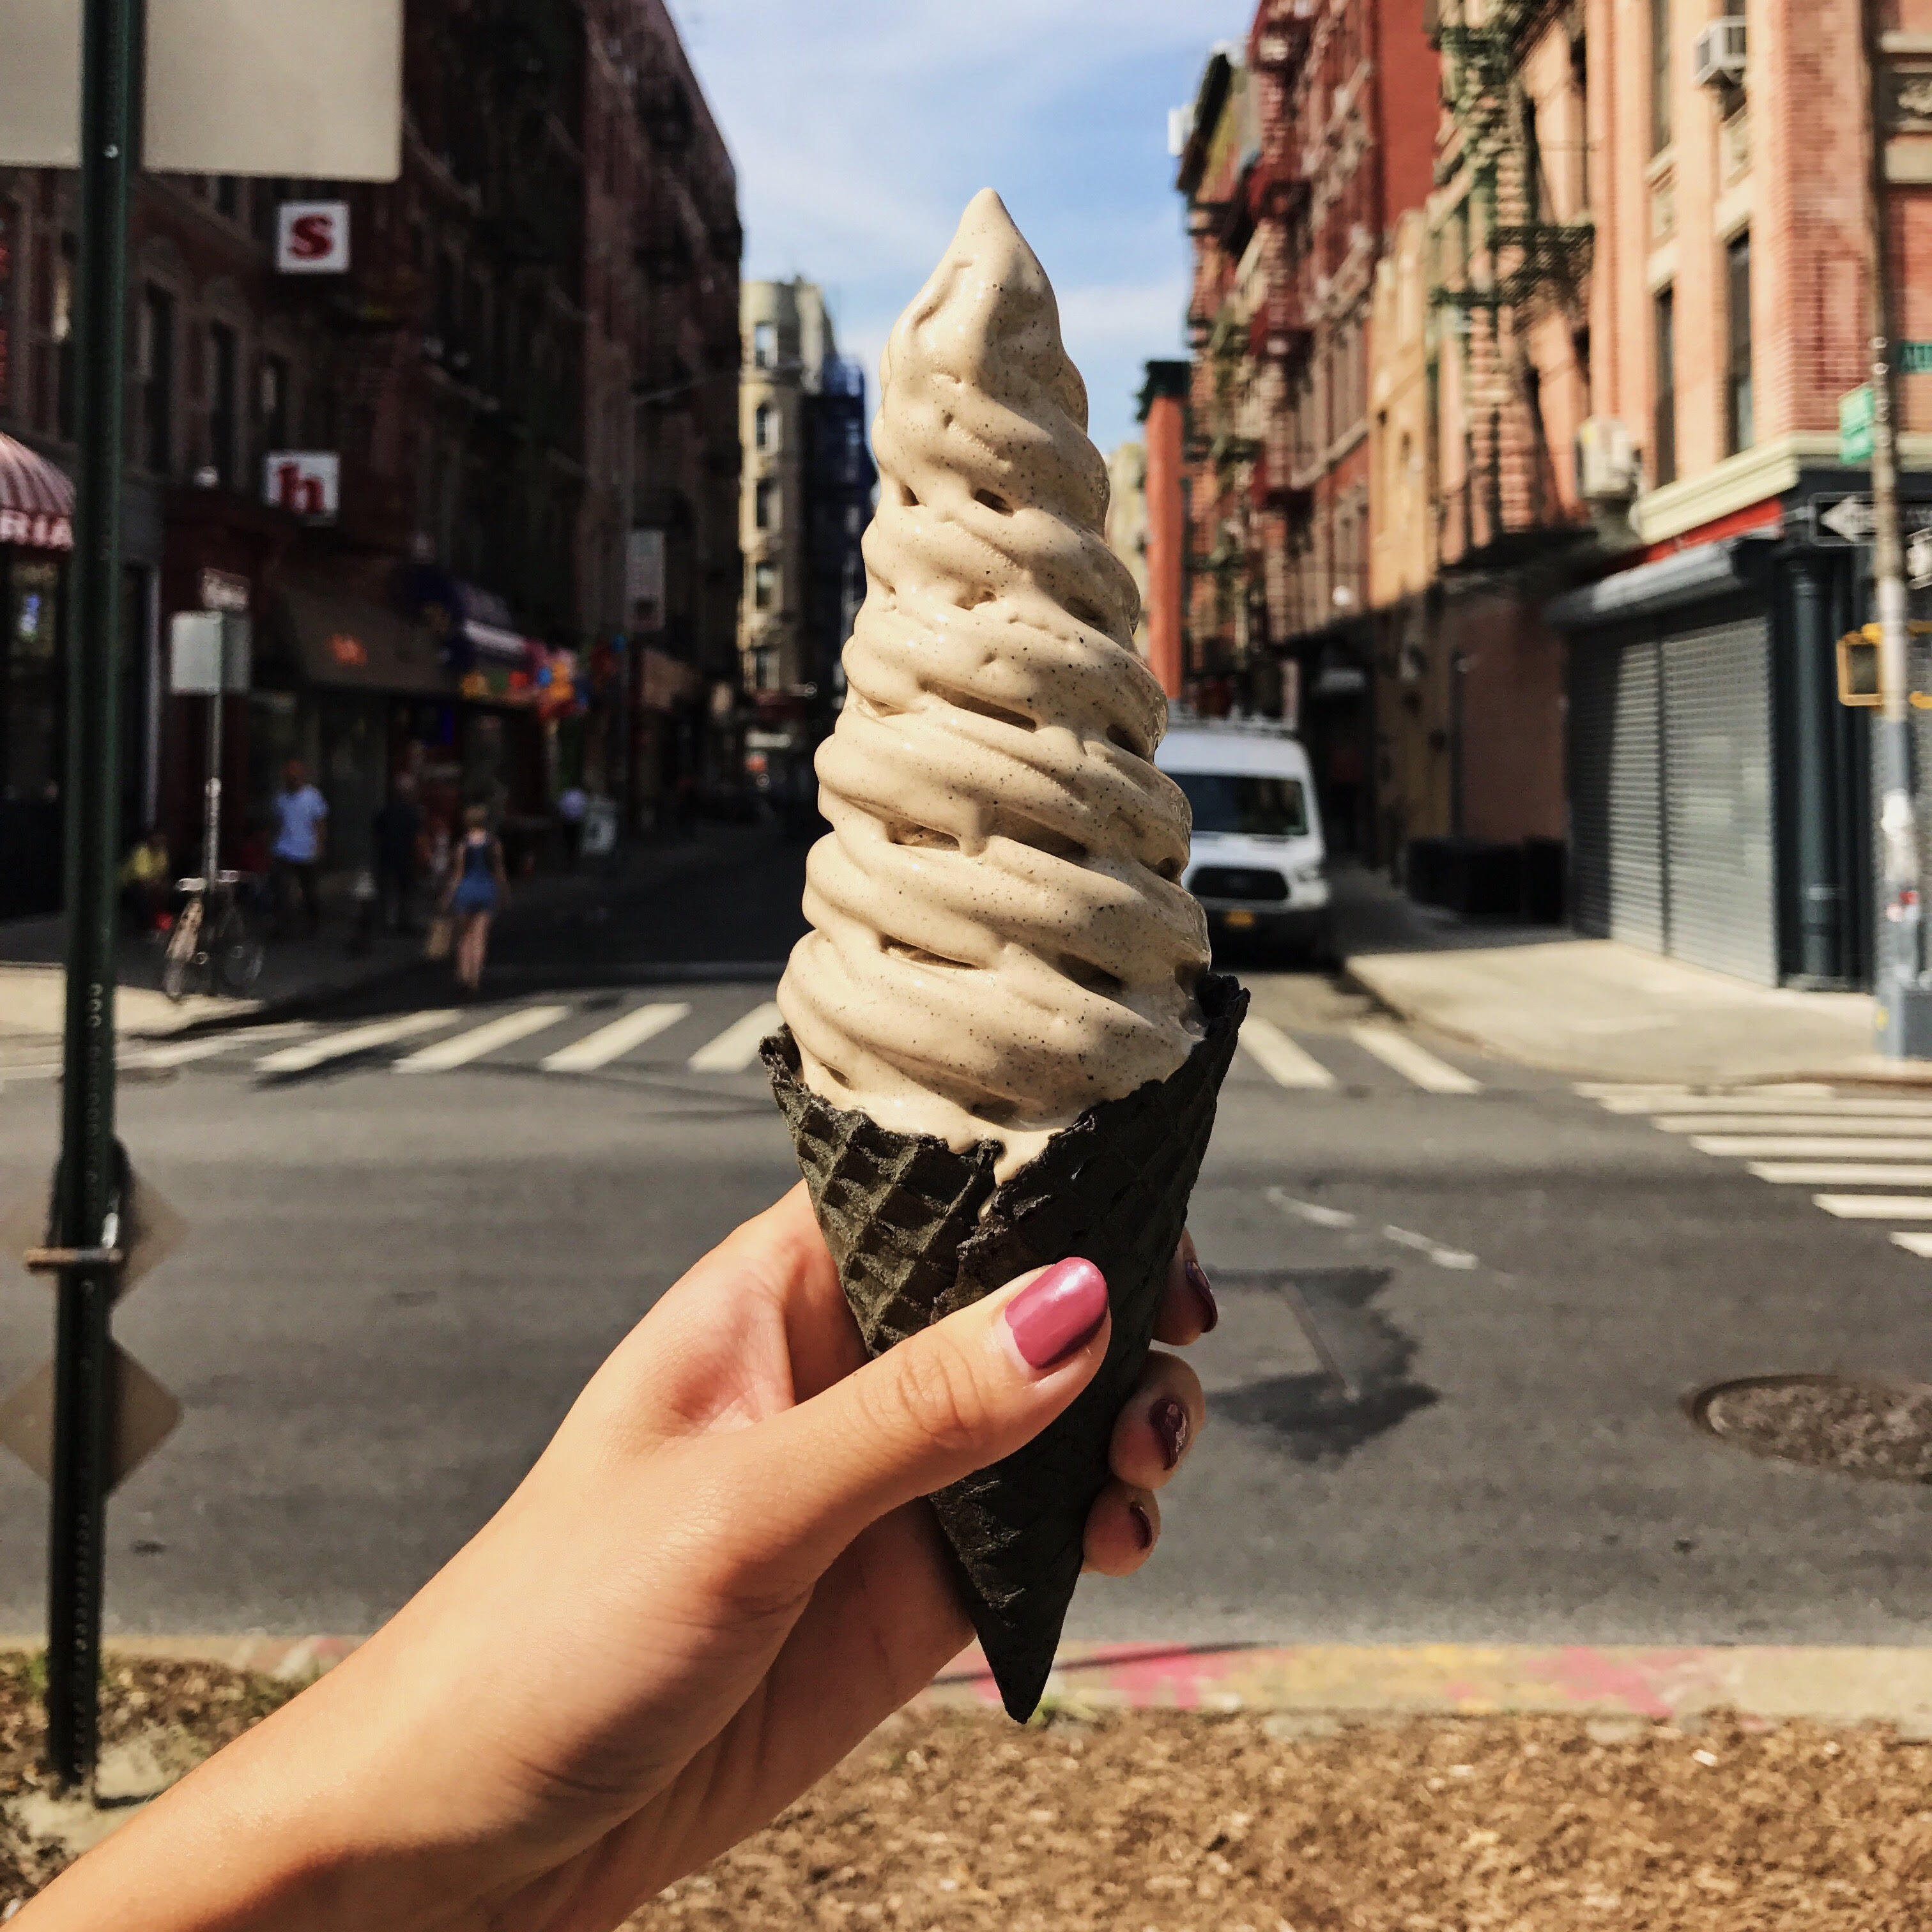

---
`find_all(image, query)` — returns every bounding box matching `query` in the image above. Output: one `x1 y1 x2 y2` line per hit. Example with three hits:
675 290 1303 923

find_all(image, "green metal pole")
47 0 139 1791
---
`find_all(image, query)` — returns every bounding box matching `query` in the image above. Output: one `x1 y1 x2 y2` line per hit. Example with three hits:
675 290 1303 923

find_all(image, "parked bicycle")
162 870 265 1002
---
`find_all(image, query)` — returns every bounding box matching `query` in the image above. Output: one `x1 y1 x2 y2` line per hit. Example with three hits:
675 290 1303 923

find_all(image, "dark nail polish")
1153 1397 1190 1471
1184 1258 1218 1333
1004 1259 1108 1370
1128 1501 1155 1551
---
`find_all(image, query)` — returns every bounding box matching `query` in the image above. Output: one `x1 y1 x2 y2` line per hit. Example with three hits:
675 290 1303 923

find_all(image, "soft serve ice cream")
776 190 1209 1177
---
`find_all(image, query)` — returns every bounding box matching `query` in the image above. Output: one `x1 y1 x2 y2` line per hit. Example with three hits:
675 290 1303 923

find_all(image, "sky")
667 0 1254 458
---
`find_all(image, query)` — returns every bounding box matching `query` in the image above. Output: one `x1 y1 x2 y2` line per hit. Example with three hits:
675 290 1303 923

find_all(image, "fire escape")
1431 0 1592 551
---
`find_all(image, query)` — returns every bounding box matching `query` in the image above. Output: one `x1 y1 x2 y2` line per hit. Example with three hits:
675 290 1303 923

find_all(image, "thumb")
726 1259 1112 1579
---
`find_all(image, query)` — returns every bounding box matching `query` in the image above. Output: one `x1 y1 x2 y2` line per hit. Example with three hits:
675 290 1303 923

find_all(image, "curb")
1344 954 1913 1091
12 1639 1930 1729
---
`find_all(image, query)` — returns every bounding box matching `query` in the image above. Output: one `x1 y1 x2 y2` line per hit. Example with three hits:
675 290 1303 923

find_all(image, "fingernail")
1128 1501 1155 1551
1184 1259 1218 1333
1004 1259 1108 1371
1152 1397 1190 1471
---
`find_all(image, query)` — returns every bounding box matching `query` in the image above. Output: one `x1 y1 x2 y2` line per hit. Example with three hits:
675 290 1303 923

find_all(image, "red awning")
0 433 74 551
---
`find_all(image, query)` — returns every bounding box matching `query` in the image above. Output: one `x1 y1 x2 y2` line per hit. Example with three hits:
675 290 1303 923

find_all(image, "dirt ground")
5 1655 1931 1927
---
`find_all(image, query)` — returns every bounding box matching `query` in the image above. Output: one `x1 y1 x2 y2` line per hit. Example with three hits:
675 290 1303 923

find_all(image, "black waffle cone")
762 973 1247 1720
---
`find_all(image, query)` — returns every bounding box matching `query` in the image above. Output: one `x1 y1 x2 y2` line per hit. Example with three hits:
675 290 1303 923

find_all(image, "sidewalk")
1337 868 1888 1085
0 820 773 1063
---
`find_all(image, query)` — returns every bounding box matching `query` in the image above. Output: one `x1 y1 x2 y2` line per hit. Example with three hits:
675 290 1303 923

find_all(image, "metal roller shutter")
1569 636 1664 949
1660 617 1776 984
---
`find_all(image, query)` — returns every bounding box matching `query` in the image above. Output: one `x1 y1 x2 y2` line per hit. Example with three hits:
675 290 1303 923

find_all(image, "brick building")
1177 1 1438 855
1546 0 1932 990
1137 358 1190 702
0 0 740 916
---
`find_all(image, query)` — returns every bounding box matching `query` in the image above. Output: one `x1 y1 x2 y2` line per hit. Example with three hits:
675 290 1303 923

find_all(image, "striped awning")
0 433 75 551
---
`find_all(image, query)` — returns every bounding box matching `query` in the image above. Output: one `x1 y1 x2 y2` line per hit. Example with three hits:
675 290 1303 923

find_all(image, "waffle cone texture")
762 972 1247 1720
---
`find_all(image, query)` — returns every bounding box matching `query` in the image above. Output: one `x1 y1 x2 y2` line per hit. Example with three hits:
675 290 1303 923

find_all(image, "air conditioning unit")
1575 417 1641 503
1691 17 1747 89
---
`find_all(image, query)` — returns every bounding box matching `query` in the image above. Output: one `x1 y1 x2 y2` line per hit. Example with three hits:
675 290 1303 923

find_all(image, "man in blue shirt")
272 758 329 939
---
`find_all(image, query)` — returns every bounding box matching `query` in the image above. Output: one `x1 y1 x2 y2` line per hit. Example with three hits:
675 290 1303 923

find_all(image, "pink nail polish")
1128 1501 1155 1551
1184 1259 1218 1333
1004 1259 1108 1370
1153 1397 1189 1471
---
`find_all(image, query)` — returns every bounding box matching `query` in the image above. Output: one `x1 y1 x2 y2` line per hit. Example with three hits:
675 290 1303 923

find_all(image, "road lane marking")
540 1002 691 1073
1693 1135 1932 1159
1748 1163 1932 1185
1891 1232 1932 1258
395 1004 571 1072
1587 1085 1839 1111
1814 1194 1932 1218
688 1002 783 1072
1611 1093 1932 1117
1267 1187 1357 1229
1348 1023 1481 1094
1381 1224 1479 1269
256 1011 457 1073
1240 1018 1337 1089
1657 1114 1932 1135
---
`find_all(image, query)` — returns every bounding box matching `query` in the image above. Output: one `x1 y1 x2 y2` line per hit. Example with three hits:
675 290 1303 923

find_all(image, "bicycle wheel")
211 905 264 995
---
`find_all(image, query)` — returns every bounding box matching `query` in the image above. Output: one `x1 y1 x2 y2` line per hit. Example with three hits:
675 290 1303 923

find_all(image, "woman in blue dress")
440 804 508 993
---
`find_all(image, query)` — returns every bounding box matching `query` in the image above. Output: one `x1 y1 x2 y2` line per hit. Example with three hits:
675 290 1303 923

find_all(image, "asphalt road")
1 832 1929 1645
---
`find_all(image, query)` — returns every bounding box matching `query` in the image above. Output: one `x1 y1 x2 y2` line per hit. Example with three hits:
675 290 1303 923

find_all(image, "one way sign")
1812 493 1932 545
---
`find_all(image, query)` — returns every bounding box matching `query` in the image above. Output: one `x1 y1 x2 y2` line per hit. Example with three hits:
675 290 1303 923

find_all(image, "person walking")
440 803 507 994
271 759 328 939
371 772 424 933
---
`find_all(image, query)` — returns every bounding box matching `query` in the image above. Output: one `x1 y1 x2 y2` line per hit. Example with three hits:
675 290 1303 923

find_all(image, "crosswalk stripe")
1814 1195 1932 1219
1891 1232 1932 1259
1588 1086 1837 1112
1749 1162 1932 1185
1610 1092 1932 1117
394 1004 571 1072
1656 1114 1932 1135
256 1011 457 1073
540 1002 691 1073
1694 1135 1932 1159
125 1036 254 1070
688 1002 783 1072
1240 1018 1337 1089
1347 1023 1480 1094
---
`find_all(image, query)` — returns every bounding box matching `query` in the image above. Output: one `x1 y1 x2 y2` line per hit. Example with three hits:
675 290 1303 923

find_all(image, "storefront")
1549 522 1873 992
251 585 454 875
0 433 73 919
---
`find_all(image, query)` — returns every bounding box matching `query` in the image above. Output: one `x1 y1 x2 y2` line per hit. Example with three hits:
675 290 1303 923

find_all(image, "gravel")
632 1707 1932 1931
6 1657 1931 1927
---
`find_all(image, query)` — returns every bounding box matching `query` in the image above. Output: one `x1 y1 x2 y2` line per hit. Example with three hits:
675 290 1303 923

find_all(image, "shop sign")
277 201 350 273
199 567 249 613
264 450 339 522
627 528 666 632
0 508 72 551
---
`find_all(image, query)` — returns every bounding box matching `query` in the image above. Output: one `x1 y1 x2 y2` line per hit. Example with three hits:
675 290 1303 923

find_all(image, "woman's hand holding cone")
22 1185 1211 1932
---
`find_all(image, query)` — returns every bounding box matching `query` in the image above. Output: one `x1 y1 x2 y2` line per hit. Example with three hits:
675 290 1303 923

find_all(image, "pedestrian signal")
1836 624 1932 707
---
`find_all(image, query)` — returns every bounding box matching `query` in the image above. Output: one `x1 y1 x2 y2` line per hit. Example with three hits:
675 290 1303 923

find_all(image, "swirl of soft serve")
776 189 1209 1177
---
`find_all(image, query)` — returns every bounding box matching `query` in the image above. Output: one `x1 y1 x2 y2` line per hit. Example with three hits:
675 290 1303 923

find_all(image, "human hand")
24 1184 1216 1932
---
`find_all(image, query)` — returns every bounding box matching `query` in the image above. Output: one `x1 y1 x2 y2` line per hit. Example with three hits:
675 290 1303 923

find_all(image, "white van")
1154 719 1332 961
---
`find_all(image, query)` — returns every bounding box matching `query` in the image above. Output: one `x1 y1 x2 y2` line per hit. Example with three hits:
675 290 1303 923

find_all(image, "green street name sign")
1901 342 1932 376
1842 385 1875 466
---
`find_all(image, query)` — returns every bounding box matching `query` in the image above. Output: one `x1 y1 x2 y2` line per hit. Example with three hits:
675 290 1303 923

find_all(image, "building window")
751 645 777 691
1650 0 1672 155
753 401 776 452
141 286 174 476
208 322 238 487
753 560 777 610
755 477 780 531
1652 286 1676 486
1725 231 1753 455
52 236 76 440
261 353 290 454
753 321 776 369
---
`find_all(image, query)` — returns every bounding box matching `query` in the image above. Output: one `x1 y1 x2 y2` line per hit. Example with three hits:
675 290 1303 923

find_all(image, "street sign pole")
1862 0 1932 1057
47 0 140 1789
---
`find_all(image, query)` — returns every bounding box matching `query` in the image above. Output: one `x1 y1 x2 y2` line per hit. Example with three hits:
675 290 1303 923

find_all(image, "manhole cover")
1690 1374 1932 1482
